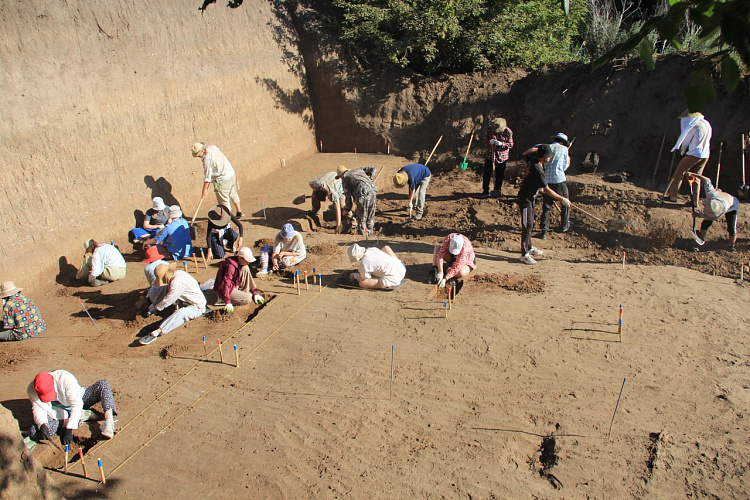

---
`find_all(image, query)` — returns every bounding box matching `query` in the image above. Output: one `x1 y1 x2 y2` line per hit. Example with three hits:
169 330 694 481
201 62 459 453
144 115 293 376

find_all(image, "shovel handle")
424 135 443 166
464 131 474 160
190 197 205 226
571 204 606 224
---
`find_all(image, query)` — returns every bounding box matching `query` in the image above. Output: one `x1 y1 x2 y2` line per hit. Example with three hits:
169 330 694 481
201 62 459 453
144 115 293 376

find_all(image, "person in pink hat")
0 281 46 341
27 370 117 443
213 247 264 310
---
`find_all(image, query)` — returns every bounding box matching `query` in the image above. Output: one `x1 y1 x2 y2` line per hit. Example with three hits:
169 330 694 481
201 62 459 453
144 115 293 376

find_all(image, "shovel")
571 204 627 231
738 134 749 199
459 131 474 170
292 194 310 205
424 135 443 167
646 131 667 188
189 197 204 240
686 174 705 245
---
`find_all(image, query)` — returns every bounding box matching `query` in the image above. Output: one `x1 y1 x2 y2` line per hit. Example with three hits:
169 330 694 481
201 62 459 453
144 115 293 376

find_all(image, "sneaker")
519 253 537 265
529 247 544 257
349 272 360 283
477 192 491 199
101 419 115 439
415 214 423 220
490 190 501 199
256 268 269 276
215 299 226 306
560 223 572 233
79 409 96 424
138 332 160 345
235 212 243 218
538 231 547 240
90 278 106 287
730 246 737 253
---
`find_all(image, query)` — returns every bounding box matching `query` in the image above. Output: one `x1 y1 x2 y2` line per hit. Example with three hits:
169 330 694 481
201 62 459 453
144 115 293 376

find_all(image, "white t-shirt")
273 232 306 261
202 145 236 183
359 247 406 289
27 370 85 430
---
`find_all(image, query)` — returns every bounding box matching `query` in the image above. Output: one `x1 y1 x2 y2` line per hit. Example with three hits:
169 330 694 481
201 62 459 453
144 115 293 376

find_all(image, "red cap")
142 245 170 264
33 372 56 403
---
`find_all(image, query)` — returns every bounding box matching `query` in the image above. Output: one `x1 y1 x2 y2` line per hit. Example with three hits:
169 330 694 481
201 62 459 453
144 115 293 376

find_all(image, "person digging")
308 171 344 233
430 233 476 292
687 173 739 253
393 162 431 220
347 243 407 290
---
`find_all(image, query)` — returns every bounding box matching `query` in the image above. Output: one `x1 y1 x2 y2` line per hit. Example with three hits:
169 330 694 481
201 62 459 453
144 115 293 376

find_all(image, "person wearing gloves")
538 133 572 238
142 205 192 260
130 197 170 243
261 223 306 273
518 144 571 265
347 243 407 290
430 233 476 288
480 117 514 198
76 239 127 287
664 110 712 203
393 163 431 220
0 281 46 341
27 370 117 443
337 165 378 235
192 142 242 217
309 171 344 232
688 173 739 252
213 247 264 310
139 262 207 345
206 205 243 260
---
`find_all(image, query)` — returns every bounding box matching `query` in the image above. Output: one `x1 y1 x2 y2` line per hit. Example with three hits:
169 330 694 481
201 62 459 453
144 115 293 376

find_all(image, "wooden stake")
79 448 87 478
304 271 309 290
618 304 624 342
444 301 448 318
608 378 627 440
203 336 207 359
318 274 322 292
98 458 106 484
182 261 188 273
64 445 69 474
312 268 317 284
193 253 199 273
234 345 239 367
622 251 626 270
390 344 395 400
448 283 452 310
200 248 208 269
218 339 224 363
295 271 300 295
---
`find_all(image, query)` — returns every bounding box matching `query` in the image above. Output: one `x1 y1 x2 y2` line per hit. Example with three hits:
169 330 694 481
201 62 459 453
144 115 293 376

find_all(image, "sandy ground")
1 152 749 498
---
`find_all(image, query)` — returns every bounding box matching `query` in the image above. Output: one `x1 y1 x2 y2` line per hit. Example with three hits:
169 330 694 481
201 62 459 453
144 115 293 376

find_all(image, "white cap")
449 235 464 255
237 247 256 263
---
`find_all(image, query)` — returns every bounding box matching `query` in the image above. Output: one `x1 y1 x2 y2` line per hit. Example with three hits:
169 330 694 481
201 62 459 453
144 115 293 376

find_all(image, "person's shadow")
56 256 79 286
144 175 181 208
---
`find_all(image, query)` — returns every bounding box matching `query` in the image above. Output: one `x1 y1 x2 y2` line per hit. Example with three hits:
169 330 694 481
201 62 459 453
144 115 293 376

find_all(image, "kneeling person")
432 233 476 287
213 247 264 310
347 243 406 290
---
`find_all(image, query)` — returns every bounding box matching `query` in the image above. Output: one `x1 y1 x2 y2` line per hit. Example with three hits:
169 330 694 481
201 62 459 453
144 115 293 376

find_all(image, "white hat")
449 235 464 255
169 205 183 219
191 142 206 157
0 281 22 298
237 247 256 263
152 197 166 211
347 243 366 263
703 198 725 219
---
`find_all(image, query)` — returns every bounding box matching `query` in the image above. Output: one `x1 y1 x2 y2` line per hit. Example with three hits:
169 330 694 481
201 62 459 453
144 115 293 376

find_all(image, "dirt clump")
205 309 233 323
160 343 189 359
471 272 546 294
645 220 679 249
307 242 339 255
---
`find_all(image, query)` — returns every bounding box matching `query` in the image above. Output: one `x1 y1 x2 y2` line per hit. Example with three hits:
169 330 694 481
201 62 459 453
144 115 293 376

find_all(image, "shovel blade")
738 185 750 200
189 224 198 240
606 219 628 231
458 160 468 171
292 194 307 205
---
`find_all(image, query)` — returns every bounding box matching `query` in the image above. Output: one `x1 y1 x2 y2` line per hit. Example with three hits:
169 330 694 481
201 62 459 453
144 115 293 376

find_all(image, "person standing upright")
664 110 712 203
539 133 571 239
192 142 243 217
480 117 514 198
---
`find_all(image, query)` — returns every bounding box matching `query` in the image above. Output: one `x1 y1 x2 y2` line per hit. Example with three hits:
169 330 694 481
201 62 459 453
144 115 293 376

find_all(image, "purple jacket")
213 256 242 304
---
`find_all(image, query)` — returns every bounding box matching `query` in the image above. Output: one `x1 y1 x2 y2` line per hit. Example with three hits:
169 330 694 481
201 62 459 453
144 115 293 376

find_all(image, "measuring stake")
262 198 267 219
319 140 323 152
312 268 316 284
218 339 224 363
448 283 453 310
200 248 208 268
390 344 395 399
318 274 322 292
304 271 309 290
98 458 106 484
387 143 391 155
183 261 188 273
78 300 100 332
193 253 199 273
64 445 69 473
444 301 448 318
203 336 207 358
234 345 239 367
608 378 627 439
618 304 624 342
622 251 626 270
79 449 87 478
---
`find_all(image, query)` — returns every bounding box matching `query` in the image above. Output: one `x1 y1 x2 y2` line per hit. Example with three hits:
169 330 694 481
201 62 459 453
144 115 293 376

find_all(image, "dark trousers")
520 204 535 255
482 158 507 194
208 228 238 259
540 182 569 232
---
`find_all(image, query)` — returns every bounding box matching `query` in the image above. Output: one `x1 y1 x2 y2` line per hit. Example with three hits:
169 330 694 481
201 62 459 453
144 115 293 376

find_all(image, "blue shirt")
538 142 569 184
155 218 192 260
400 163 431 190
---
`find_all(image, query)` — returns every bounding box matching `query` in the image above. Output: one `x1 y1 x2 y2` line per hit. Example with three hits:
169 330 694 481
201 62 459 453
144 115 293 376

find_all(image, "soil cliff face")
0 0 315 288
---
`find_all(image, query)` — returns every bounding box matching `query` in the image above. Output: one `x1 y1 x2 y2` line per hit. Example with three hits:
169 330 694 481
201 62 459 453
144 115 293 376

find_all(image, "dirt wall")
0 0 315 290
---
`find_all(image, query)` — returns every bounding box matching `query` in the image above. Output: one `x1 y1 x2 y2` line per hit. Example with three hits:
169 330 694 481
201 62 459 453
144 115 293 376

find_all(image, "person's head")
169 205 183 220
449 234 464 256
314 189 328 202
142 246 170 264
84 239 99 253
347 243 366 263
535 144 553 162
702 198 725 220
335 165 349 179
678 109 704 119
152 197 166 212
551 133 569 147
156 262 178 286
0 281 22 299
491 118 507 133
236 247 256 266
393 171 408 189
33 372 57 402
280 223 295 241
207 205 231 226
191 142 207 158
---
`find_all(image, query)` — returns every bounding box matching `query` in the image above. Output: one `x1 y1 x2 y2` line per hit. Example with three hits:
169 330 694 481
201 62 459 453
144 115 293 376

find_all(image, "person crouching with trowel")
517 144 571 265
688 173 739 253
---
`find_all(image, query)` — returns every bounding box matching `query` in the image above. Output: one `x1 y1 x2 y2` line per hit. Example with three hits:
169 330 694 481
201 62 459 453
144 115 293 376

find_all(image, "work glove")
61 428 74 446
147 304 156 316
437 278 446 288
435 272 444 281
253 294 265 305
408 202 413 209
560 198 571 208
38 424 51 441
225 304 234 313
489 139 501 146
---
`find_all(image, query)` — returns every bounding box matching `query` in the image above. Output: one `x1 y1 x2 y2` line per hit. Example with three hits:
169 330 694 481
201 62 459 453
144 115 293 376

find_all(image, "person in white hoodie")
139 262 207 345
664 110 712 203
27 370 117 443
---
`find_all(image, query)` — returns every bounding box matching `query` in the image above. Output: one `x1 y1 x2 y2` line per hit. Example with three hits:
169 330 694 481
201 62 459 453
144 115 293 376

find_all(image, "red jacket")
213 256 242 304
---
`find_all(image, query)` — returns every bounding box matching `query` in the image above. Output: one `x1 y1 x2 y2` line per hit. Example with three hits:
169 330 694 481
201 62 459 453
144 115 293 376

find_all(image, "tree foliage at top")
333 0 588 75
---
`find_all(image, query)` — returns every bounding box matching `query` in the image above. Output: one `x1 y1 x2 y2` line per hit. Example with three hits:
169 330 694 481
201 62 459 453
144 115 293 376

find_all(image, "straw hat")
208 205 232 226
491 118 507 133
347 243 366 263
551 133 569 146
393 171 408 188
191 142 206 157
0 281 22 298
155 262 178 286
703 198 725 219
678 109 703 119
335 165 349 179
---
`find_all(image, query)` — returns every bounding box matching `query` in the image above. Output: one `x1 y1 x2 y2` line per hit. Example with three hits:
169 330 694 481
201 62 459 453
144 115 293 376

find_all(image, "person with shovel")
142 205 192 260
308 171 344 232
192 142 243 218
27 370 117 443
139 262 207 345
213 247 264 309
480 117 514 198
518 144 571 265
337 165 378 235
206 205 243 260
688 173 739 252
664 110 712 203
393 163 431 220
538 133 572 238
347 243 407 290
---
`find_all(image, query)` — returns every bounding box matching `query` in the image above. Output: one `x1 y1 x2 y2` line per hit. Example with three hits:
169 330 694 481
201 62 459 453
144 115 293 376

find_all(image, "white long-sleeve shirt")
90 244 127 279
672 116 712 158
27 370 85 430
155 270 207 312
202 145 236 183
